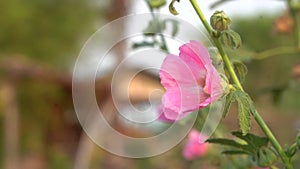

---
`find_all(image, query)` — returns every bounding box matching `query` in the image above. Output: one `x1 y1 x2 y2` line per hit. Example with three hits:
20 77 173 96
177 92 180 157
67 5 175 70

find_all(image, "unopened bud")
256 147 277 167
210 11 231 31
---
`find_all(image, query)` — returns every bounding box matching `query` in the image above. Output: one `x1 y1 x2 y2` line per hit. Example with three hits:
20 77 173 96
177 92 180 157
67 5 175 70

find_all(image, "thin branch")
253 46 299 60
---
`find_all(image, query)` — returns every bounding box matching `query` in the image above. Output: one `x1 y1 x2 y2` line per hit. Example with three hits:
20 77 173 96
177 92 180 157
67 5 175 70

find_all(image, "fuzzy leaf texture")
223 90 254 135
220 30 242 49
233 61 248 83
238 100 251 135
235 91 254 135
223 90 238 118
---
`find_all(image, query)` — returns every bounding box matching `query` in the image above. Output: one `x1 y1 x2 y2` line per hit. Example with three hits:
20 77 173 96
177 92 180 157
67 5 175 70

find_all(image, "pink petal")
159 40 223 122
179 40 212 70
160 54 199 89
162 86 209 121
204 64 223 100
183 130 209 160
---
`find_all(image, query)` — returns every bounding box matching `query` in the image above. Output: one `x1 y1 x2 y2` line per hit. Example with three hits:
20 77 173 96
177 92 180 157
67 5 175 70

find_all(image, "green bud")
220 30 242 49
210 11 231 31
256 147 277 167
148 0 166 9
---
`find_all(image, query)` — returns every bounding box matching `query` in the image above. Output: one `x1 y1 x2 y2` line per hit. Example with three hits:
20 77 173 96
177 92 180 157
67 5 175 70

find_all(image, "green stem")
189 0 293 168
252 109 293 169
189 0 242 90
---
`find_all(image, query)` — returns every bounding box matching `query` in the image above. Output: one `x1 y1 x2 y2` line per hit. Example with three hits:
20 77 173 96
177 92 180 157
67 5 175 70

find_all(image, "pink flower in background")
159 40 223 121
183 129 209 160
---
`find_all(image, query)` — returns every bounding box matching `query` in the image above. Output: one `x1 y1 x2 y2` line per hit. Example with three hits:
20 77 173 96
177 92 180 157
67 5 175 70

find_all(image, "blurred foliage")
0 0 100 168
0 0 98 66
229 14 300 112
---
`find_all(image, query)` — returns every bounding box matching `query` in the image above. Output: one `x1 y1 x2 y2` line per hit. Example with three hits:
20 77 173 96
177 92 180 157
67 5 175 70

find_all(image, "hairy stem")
189 0 293 168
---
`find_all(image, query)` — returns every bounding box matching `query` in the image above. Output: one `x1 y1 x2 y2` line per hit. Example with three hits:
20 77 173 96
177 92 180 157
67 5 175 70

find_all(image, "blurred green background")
0 0 299 169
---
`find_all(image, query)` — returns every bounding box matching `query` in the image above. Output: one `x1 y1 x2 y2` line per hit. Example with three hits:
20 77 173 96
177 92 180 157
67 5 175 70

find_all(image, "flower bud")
256 147 277 167
210 11 231 31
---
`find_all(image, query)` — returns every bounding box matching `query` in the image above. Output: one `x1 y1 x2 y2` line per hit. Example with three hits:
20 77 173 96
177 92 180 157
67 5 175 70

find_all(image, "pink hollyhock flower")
159 40 223 121
183 129 209 160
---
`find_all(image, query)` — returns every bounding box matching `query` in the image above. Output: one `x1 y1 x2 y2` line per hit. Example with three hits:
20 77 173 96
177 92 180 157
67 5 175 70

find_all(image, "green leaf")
148 0 166 8
285 144 297 158
222 150 251 155
207 138 243 148
223 91 237 118
220 30 242 50
223 90 254 135
207 138 252 153
234 91 254 135
231 131 269 150
238 98 251 135
169 0 180 15
233 61 248 83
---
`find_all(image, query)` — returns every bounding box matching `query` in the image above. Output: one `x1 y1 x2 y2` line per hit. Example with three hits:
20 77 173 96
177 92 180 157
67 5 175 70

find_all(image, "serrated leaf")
220 30 242 50
223 91 237 118
232 131 269 150
233 61 248 83
169 0 180 15
233 91 254 135
222 150 251 155
148 0 166 8
238 99 251 135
